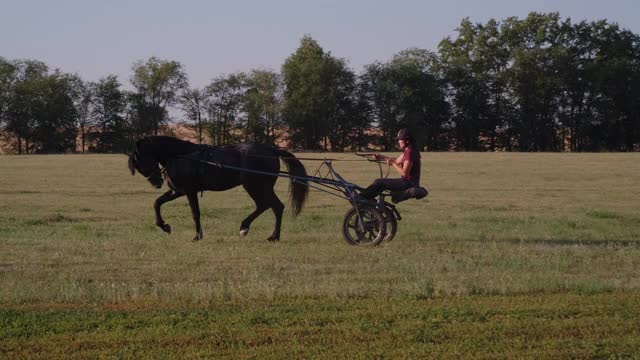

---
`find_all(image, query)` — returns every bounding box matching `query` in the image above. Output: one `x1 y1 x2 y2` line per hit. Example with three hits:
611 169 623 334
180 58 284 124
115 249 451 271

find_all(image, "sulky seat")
390 186 428 204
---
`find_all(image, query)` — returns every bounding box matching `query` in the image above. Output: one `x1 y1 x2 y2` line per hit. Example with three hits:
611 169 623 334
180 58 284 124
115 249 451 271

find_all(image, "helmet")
395 128 411 141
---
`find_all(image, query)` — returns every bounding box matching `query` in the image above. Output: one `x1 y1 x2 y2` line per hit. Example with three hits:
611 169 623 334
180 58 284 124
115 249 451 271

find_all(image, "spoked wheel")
342 205 386 246
382 206 398 242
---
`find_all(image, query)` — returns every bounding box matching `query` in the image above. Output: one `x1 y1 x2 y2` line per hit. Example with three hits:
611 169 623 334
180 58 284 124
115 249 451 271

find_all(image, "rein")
246 153 391 179
245 154 371 162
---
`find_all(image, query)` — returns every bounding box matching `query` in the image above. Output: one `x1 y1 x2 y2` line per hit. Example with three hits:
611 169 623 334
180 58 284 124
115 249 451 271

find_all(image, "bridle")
141 165 164 182
133 151 164 183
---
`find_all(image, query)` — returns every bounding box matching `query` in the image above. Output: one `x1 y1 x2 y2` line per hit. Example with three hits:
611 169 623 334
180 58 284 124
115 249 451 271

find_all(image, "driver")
359 128 421 201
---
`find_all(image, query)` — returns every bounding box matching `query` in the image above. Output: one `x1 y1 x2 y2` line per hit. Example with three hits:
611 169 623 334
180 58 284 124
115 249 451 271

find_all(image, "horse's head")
128 140 164 189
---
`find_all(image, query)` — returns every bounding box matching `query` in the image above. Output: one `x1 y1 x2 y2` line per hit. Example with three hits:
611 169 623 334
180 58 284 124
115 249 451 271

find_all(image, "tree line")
1 12 639 154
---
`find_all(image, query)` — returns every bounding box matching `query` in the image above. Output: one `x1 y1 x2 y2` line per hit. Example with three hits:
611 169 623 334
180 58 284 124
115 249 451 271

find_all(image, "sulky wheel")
381 206 398 242
342 205 386 246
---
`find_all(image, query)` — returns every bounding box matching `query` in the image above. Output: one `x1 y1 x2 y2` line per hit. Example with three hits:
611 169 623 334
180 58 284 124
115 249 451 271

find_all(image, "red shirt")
400 146 421 184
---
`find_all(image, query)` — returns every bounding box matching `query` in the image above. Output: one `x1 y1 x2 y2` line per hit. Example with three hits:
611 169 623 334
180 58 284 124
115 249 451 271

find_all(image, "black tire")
382 206 398 242
342 205 386 246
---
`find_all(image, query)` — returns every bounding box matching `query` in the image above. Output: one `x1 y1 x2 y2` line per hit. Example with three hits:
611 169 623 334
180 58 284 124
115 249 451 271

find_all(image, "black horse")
128 136 308 241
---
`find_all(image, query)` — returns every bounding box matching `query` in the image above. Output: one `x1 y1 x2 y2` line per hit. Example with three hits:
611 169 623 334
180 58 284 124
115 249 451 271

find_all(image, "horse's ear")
128 153 136 175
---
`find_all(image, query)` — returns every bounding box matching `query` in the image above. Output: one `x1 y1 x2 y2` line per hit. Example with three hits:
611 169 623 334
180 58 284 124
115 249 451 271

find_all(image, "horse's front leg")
186 191 203 241
154 190 184 234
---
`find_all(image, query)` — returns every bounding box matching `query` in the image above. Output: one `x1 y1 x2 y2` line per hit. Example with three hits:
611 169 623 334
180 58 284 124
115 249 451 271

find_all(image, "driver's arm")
388 157 412 177
394 153 404 165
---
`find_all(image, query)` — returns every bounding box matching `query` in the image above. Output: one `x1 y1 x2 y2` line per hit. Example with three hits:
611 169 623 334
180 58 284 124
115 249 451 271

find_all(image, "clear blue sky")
2 0 639 89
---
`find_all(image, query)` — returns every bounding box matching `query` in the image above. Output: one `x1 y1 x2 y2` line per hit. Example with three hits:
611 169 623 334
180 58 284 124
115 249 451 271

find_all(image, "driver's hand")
386 159 394 166
372 153 381 161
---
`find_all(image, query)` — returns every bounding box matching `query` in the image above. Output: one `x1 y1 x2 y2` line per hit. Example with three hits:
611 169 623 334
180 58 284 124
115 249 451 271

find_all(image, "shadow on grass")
499 238 640 247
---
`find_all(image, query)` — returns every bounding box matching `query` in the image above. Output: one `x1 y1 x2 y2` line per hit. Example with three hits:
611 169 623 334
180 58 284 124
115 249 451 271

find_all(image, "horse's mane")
136 136 199 160
137 135 193 147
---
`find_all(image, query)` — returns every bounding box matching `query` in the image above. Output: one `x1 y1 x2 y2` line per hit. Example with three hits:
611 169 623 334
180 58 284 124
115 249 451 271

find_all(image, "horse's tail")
275 149 308 217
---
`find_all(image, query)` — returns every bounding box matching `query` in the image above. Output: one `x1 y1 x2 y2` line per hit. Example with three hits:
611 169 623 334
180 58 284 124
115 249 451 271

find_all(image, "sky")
2 0 639 89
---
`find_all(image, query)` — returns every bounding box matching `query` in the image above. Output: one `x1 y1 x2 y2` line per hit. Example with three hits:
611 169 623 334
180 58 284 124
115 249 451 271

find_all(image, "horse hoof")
267 236 279 242
192 234 202 242
161 224 172 234
239 229 249 238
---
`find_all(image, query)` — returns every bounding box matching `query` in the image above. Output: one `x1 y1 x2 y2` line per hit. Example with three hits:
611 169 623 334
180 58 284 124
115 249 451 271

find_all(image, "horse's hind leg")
239 200 269 239
266 192 285 242
243 185 285 242
186 191 203 241
154 190 184 234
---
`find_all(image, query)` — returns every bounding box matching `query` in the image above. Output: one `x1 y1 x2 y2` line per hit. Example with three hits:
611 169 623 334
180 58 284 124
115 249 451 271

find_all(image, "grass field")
1 152 639 358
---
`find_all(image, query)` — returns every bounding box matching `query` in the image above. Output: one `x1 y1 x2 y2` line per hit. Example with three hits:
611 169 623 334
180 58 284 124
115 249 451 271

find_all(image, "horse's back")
164 142 282 192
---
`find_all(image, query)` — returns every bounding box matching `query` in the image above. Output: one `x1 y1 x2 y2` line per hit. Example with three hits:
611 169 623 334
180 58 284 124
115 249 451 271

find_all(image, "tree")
179 87 208 144
89 75 126 152
130 57 187 135
67 74 93 153
360 62 402 150
34 71 78 153
587 23 640 150
282 35 355 150
361 49 448 151
2 61 77 153
389 49 450 151
0 58 17 151
322 56 359 151
3 60 48 153
439 19 501 151
124 91 158 144
205 72 248 145
503 13 566 151
0 57 16 130
243 69 284 145
475 20 513 150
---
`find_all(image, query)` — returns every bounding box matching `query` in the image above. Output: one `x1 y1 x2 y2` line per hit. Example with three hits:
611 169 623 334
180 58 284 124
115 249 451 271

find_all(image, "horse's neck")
150 138 197 162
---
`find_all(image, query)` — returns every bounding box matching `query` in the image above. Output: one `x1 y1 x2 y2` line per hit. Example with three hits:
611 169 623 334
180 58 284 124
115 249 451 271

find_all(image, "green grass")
2 294 639 358
0 152 639 357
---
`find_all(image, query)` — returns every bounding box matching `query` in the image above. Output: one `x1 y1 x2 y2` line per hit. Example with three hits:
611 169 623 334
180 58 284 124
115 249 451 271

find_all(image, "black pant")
360 178 414 200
